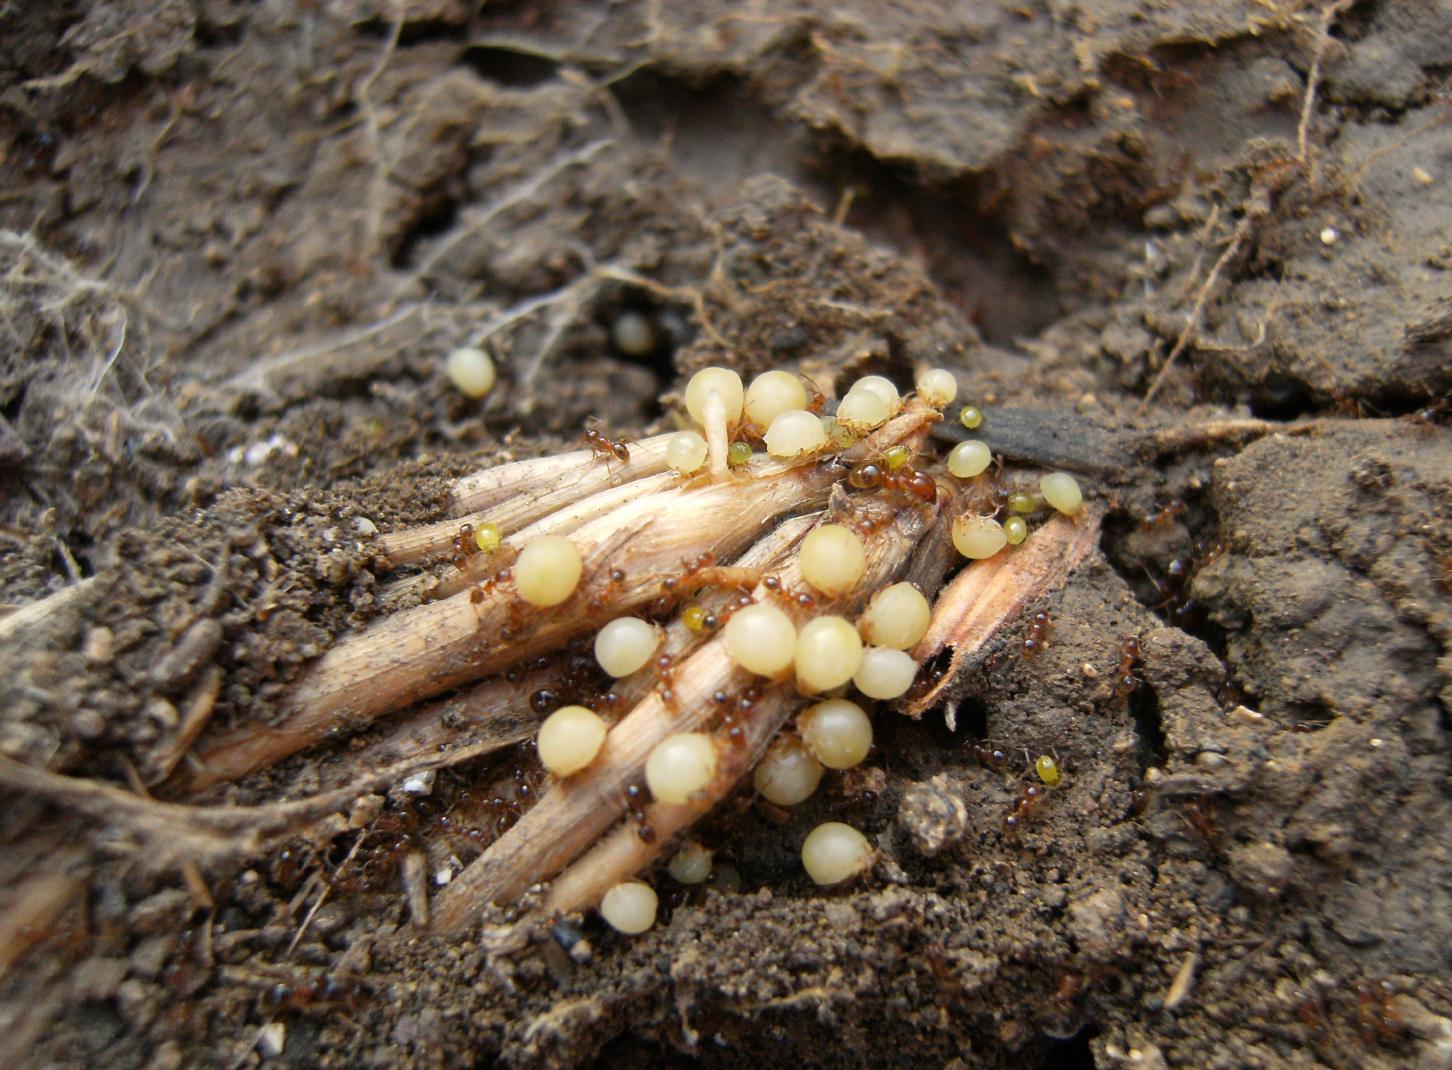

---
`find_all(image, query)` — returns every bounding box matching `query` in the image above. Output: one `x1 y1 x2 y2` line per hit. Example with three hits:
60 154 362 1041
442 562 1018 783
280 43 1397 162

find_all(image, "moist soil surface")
2 2 1451 1068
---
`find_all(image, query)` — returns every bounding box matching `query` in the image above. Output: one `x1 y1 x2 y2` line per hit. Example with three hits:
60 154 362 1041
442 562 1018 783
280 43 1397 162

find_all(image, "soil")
2 1 1450 1068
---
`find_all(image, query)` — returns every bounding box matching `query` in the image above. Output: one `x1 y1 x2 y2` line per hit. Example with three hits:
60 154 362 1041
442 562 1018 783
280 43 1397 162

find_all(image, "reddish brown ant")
847 460 938 503
1139 498 1187 530
585 427 631 463
259 974 363 1014
1002 782 1047 836
625 783 655 843
1114 635 1142 697
1023 610 1051 655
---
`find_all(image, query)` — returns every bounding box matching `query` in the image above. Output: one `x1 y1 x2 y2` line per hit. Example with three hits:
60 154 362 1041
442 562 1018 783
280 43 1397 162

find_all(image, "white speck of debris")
1369 737 1385 749
1412 166 1434 187
435 867 454 887
1319 226 1338 245
257 1022 286 1057
401 770 436 795
228 434 299 468
354 516 379 536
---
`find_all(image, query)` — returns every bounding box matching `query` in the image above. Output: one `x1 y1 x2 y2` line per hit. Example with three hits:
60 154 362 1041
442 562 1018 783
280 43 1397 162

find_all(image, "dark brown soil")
2 1 1450 1068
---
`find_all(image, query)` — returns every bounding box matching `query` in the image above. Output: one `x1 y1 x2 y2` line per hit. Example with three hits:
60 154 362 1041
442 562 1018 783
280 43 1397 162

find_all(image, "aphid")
585 427 631 463
959 404 983 430
1023 610 1051 654
1034 754 1062 786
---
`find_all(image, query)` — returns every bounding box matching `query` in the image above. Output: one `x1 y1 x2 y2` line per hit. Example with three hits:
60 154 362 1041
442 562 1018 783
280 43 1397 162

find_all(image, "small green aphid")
1007 492 1038 514
474 522 503 553
1003 515 1028 545
882 444 911 470
1035 755 1061 787
959 405 983 430
727 441 753 467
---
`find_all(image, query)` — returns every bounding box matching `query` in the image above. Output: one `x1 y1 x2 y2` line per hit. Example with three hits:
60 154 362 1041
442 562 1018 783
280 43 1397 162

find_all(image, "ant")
1139 498 1187 530
714 684 759 746
585 427 631 463
260 974 363 1014
847 460 937 503
1023 610 1051 655
451 522 479 571
1002 782 1047 836
1354 979 1407 1047
1114 635 1142 697
625 783 655 843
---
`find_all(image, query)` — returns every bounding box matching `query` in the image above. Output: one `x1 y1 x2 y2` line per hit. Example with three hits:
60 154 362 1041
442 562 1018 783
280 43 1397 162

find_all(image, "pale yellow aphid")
445 346 497 399
668 843 715 884
799 698 872 769
666 431 709 474
799 523 867 596
536 705 607 777
514 534 583 607
753 734 823 806
853 646 918 699
645 732 719 804
835 388 890 432
723 603 797 676
763 409 828 458
951 515 1007 560
858 582 931 650
745 370 809 428
914 367 958 407
594 617 659 677
1041 472 1084 515
801 821 873 885
684 366 745 425
599 880 658 934
794 616 864 693
947 440 992 479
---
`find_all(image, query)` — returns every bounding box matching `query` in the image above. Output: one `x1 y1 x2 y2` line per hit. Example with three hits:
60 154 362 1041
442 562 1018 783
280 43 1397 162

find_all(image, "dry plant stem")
378 434 675 568
903 508 1104 719
539 687 785 920
0 576 97 640
0 857 84 979
431 495 935 930
346 515 821 786
182 408 937 793
385 470 680 606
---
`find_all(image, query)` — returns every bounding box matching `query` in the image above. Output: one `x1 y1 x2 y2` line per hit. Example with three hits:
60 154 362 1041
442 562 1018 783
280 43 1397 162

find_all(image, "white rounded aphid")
536 705 607 777
666 430 709 474
799 698 872 769
753 733 823 806
599 880 658 934
645 732 719 804
514 534 584 607
723 602 797 676
446 346 497 399
801 821 873 886
853 646 919 700
594 617 659 677
611 310 656 356
794 615 864 693
835 388 890 431
668 843 714 885
684 367 744 425
915 367 958 407
947 440 992 479
858 582 932 651
849 375 899 407
1041 472 1084 515
951 515 1007 560
763 409 828 458
798 523 867 596
745 370 809 428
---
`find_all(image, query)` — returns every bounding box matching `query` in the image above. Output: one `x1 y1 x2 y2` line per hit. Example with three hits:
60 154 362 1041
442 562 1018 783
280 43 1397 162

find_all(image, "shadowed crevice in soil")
461 45 565 88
